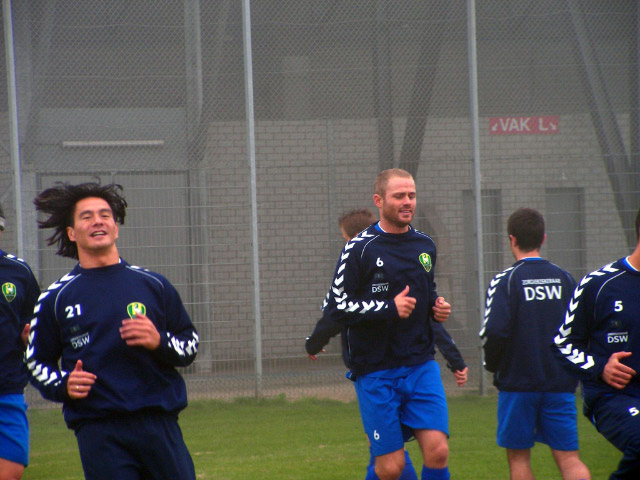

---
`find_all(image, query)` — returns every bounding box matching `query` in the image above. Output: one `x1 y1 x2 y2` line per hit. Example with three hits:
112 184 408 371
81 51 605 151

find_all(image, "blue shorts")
0 394 29 466
75 410 195 480
355 360 448 457
497 391 578 450
591 393 640 455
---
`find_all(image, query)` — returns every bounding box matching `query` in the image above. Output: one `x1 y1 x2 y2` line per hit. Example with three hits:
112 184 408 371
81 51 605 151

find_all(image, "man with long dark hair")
27 182 199 480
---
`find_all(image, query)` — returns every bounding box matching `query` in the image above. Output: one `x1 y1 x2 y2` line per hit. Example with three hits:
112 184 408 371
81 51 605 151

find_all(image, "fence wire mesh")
0 0 638 404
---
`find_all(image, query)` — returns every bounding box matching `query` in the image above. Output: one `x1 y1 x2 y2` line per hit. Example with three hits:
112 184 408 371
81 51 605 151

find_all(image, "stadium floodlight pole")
466 0 487 395
241 0 263 398
3 0 24 257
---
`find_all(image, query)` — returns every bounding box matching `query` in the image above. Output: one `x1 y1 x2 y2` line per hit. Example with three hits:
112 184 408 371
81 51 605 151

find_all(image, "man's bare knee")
375 463 404 480
375 450 406 480
426 440 449 468
551 449 590 480
416 430 449 468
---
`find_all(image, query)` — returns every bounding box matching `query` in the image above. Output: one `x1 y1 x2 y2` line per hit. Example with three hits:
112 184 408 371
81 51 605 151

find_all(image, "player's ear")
67 225 76 242
373 193 383 209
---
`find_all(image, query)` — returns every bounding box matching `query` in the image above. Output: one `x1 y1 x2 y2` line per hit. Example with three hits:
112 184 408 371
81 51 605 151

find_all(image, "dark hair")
507 207 545 252
338 208 376 239
34 182 127 259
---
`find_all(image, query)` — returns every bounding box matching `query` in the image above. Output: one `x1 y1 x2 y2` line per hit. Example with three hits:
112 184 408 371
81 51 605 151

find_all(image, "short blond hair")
374 168 413 197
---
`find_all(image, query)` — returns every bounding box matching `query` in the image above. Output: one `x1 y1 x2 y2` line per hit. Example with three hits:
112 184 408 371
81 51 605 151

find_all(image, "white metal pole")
241 0 263 397
466 0 486 395
3 0 24 257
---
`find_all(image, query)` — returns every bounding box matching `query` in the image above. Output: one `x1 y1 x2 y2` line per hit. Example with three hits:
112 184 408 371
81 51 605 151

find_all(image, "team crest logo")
126 302 146 319
418 253 432 272
2 282 16 302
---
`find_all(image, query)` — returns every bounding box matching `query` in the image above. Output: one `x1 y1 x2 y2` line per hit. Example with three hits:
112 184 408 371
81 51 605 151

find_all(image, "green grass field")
24 394 619 479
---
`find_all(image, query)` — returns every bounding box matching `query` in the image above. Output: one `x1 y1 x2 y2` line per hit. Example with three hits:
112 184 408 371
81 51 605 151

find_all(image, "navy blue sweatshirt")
480 258 577 392
305 314 466 373
0 250 40 395
26 259 198 429
431 321 467 373
323 224 439 376
553 258 640 416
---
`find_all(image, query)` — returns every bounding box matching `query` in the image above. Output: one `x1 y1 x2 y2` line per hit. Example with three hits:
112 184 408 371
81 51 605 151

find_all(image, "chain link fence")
0 0 638 404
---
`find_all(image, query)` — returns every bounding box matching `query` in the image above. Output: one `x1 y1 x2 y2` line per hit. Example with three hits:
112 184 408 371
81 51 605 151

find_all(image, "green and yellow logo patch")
418 253 432 272
2 282 16 302
126 302 147 319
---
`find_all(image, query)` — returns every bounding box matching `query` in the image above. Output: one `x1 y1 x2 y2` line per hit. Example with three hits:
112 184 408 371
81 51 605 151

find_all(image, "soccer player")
307 208 419 480
26 183 199 480
307 312 466 480
322 169 452 480
308 208 468 386
553 207 640 479
480 208 590 480
0 203 40 480
306 208 377 364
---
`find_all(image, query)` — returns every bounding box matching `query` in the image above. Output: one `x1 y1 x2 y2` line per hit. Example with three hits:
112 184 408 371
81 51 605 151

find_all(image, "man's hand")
602 351 636 389
394 285 416 319
120 313 161 350
21 323 30 347
67 359 96 399
432 296 450 323
454 367 468 387
307 349 325 361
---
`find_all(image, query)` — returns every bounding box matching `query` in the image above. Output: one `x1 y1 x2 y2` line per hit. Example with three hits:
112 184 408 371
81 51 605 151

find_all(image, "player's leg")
506 449 534 480
366 450 377 479
550 450 590 480
134 412 195 480
365 448 418 480
400 361 450 480
590 394 640 480
399 450 419 480
497 391 538 480
74 419 140 480
367 449 408 480
609 447 640 480
413 429 449 479
76 411 195 480
0 458 24 480
356 376 406 480
0 394 28 480
537 392 590 480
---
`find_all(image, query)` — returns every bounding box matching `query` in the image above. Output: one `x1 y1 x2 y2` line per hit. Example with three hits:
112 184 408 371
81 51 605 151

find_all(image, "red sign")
489 116 558 135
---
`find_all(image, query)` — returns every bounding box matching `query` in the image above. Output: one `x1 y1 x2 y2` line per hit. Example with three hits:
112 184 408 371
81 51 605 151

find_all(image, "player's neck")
377 219 409 234
627 246 640 271
77 247 120 269
512 248 541 262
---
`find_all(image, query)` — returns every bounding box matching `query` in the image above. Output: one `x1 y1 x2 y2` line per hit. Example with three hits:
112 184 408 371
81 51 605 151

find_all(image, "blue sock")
421 465 450 480
365 450 378 480
365 464 381 480
399 450 419 480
